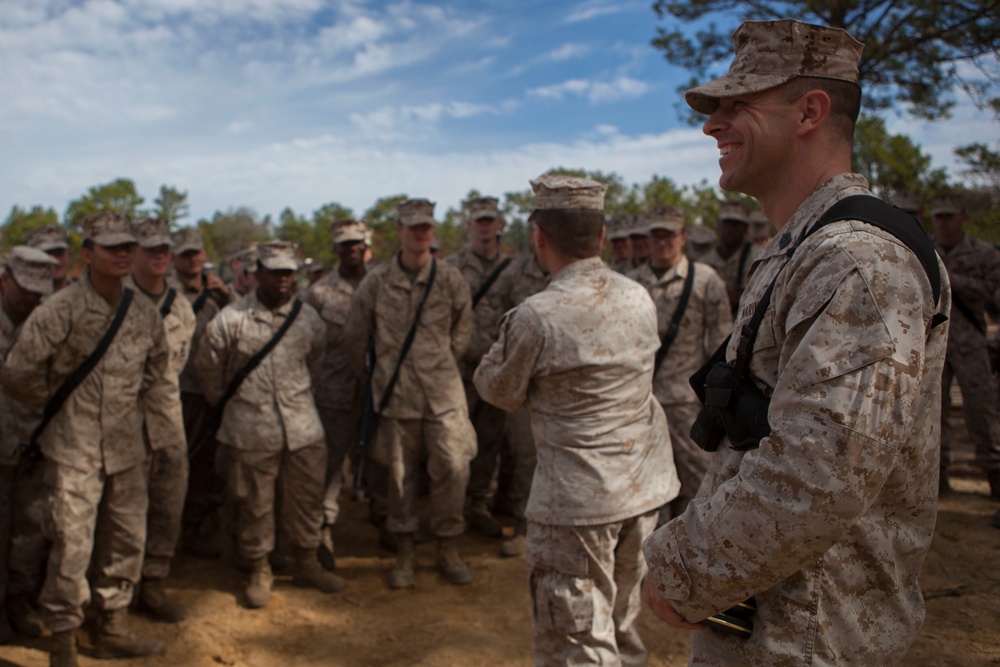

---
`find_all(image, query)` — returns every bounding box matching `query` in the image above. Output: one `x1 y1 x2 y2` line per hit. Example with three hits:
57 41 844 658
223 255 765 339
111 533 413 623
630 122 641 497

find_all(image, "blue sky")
2 0 997 224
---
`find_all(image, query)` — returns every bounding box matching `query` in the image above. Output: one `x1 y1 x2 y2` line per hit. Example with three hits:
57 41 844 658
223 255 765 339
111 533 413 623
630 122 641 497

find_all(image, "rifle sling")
653 261 696 377
159 287 177 319
472 257 512 308
192 289 210 315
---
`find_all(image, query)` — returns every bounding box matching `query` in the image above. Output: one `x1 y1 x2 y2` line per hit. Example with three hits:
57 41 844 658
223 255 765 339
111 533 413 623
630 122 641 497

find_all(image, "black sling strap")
25 288 134 456
472 257 512 308
191 289 210 315
736 242 753 288
653 261 696 377
376 259 437 414
159 287 177 319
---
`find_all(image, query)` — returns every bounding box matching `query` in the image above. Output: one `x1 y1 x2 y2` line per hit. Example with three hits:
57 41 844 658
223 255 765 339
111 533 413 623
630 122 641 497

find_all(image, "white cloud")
565 1 631 23
528 76 649 103
349 100 517 141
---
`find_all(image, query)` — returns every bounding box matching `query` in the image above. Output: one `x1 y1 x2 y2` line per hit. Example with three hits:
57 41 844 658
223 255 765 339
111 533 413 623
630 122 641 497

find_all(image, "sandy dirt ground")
1 409 998 667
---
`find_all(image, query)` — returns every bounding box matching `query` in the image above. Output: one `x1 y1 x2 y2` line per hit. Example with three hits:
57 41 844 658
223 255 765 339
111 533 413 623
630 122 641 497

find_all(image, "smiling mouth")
720 144 739 156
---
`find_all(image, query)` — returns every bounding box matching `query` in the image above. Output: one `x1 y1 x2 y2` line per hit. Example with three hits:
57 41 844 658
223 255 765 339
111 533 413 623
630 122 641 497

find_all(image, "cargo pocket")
526 523 594 635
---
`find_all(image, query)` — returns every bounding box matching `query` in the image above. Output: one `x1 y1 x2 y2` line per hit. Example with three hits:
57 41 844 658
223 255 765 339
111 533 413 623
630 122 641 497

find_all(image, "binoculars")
701 597 756 637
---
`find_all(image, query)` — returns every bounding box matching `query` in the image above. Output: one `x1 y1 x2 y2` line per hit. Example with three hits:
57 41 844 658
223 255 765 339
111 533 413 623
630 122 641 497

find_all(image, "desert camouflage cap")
687 225 717 246
719 201 750 224
685 19 864 115
331 218 369 245
627 214 649 237
132 217 172 249
83 211 136 246
466 196 501 221
232 244 259 273
397 199 436 227
607 218 631 241
645 206 686 233
931 194 964 217
257 240 300 271
25 224 69 252
4 245 59 296
171 227 204 255
531 174 607 212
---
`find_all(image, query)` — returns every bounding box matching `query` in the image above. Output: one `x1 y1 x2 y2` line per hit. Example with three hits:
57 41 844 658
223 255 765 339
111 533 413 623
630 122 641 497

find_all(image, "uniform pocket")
526 523 594 634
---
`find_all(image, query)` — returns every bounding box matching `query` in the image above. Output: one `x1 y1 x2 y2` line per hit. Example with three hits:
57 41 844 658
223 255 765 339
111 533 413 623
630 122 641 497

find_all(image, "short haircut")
779 76 861 144
530 208 604 259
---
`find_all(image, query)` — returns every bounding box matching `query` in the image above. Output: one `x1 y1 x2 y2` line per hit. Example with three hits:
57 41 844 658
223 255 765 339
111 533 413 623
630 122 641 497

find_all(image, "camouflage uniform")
344 254 475 539
195 290 327 561
643 174 952 665
700 240 759 304
124 275 195 580
446 246 510 512
302 269 365 525
475 175 680 667
628 258 731 510
935 232 1000 494
1 272 178 633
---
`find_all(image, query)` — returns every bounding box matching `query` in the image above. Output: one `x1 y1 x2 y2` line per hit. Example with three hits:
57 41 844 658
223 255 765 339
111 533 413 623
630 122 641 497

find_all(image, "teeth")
720 145 736 156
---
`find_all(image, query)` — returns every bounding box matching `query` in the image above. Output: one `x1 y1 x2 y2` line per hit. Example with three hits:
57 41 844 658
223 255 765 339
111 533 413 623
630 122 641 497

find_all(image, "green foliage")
1 205 61 250
852 114 947 201
651 0 1000 122
954 99 1000 242
65 178 145 230
153 185 190 227
197 207 271 265
362 195 408 261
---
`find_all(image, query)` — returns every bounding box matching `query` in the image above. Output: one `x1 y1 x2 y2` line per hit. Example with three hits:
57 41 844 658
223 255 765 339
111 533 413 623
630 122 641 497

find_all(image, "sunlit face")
172 248 206 276
649 228 687 267
134 244 172 279
83 242 135 280
468 215 503 245
398 223 434 255
702 86 799 198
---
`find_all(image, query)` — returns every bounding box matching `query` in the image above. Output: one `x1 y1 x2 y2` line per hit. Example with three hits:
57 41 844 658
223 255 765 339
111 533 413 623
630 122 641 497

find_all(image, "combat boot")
94 608 166 659
317 524 336 571
49 630 79 667
499 521 526 558
138 578 187 622
467 498 503 538
7 591 44 637
388 534 415 589
245 558 273 609
292 548 346 593
436 537 472 586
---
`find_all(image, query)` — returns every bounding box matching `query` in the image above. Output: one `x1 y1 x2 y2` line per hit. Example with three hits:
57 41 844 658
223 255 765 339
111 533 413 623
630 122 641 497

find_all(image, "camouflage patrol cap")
397 199 436 227
132 217 172 249
931 194 964 217
234 245 259 273
530 174 607 212
628 213 649 238
305 259 325 274
645 206 686 233
171 227 204 255
25 224 69 252
3 245 59 296
685 19 864 115
607 218 631 241
719 202 750 225
891 191 922 215
687 225 717 246
466 197 502 221
257 240 299 271
330 218 369 245
82 211 136 246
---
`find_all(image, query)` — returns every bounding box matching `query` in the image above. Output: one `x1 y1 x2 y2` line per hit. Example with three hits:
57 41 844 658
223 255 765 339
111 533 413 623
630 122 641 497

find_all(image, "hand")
204 273 230 295
643 576 704 631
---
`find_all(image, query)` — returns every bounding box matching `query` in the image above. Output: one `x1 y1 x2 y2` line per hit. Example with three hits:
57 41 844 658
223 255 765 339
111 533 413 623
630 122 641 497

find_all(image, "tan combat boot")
94 608 166 659
388 534 415 589
292 547 346 593
245 558 273 609
138 578 187 622
50 630 79 667
7 592 44 637
436 537 472 586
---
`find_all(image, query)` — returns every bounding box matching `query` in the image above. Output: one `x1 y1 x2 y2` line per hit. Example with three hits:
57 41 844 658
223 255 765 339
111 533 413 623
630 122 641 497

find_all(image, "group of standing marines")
1 16 999 667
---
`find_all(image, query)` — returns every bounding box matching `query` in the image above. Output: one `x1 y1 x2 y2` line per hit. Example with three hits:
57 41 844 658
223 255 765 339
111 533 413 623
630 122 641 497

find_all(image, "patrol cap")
82 211 137 246
466 196 501 221
257 240 300 271
685 19 864 115
607 218 631 241
3 245 59 296
530 174 607 212
132 217 172 249
891 191 922 215
628 213 649 238
687 225 717 246
234 245 259 273
171 227 204 255
305 259 325 274
645 206 686 233
25 224 69 252
931 194 964 217
331 218 369 245
719 202 750 225
397 199 436 227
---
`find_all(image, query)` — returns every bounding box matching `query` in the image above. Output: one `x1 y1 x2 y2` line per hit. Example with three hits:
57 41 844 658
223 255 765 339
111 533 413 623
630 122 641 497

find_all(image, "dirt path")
2 420 998 667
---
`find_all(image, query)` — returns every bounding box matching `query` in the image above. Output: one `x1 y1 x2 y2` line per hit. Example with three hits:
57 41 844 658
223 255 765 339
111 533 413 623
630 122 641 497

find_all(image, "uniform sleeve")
947 242 1000 308
450 274 473 361
473 305 544 413
0 303 67 407
304 306 326 387
704 269 733 355
344 273 378 378
644 252 926 622
194 313 231 408
142 311 186 450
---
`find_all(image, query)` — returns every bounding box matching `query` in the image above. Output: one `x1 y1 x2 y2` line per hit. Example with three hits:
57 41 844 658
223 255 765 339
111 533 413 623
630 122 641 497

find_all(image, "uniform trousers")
142 441 189 579
464 380 508 504
504 407 537 522
526 510 657 667
375 409 475 538
226 440 326 561
662 402 713 514
40 461 147 633
318 406 360 526
0 461 50 602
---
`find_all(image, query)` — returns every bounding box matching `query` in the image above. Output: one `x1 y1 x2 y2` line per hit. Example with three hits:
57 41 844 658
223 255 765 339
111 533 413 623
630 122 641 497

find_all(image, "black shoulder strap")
736 242 753 288
376 259 437 414
215 299 303 417
654 261 696 377
472 257 512 308
27 288 134 450
159 287 177 319
192 289 210 315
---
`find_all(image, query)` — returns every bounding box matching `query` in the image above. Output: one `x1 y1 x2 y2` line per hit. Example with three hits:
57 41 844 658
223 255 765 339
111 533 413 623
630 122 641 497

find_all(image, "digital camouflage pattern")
643 174 952 665
474 257 679 526
446 246 510 381
699 241 760 300
171 273 227 395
